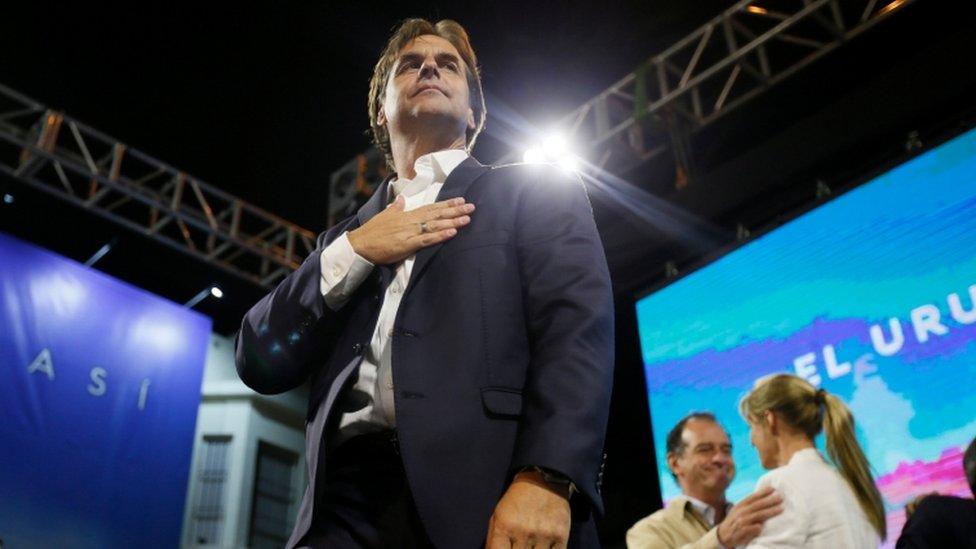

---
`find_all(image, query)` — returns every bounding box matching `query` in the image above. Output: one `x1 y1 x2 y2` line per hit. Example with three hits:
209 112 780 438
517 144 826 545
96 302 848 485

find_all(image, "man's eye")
445 62 459 72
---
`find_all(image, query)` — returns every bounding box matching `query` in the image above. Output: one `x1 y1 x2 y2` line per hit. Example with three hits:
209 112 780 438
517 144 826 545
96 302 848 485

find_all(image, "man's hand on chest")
348 195 475 264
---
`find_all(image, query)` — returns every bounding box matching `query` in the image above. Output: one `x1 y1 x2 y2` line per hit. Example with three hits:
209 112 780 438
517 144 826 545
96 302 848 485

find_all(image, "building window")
248 441 298 549
190 435 232 546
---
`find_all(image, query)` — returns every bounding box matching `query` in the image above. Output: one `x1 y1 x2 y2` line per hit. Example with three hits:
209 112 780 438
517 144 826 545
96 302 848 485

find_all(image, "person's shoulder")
486 162 582 187
630 506 672 528
756 465 790 488
627 503 685 544
914 494 976 517
755 463 813 504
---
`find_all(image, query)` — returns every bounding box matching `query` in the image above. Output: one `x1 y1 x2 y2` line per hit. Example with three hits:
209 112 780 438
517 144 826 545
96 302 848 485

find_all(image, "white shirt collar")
391 149 469 198
683 495 732 528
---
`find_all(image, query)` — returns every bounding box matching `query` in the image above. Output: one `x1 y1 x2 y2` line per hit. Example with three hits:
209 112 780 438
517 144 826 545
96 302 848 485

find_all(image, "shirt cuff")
319 232 374 309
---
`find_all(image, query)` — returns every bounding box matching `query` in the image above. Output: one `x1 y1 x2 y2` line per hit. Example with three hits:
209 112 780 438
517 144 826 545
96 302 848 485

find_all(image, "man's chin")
407 108 467 128
703 478 733 492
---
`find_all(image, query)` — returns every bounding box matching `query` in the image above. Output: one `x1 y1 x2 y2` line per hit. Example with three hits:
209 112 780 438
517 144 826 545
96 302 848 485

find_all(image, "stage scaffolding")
0 83 316 289
0 0 917 287
330 0 917 215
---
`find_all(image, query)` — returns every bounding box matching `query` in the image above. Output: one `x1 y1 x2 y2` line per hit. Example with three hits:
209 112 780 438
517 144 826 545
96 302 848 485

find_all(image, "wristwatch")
519 466 576 499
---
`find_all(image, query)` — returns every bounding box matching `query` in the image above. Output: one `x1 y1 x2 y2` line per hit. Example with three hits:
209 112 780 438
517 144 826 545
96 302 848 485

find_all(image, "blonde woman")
738 374 886 548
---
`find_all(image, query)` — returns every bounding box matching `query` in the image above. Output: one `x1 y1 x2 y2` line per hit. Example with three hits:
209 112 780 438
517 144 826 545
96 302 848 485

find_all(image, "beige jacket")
626 496 723 549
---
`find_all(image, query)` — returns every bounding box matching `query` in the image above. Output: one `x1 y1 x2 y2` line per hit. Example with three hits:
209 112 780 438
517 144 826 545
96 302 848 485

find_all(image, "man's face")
378 34 475 141
668 419 735 497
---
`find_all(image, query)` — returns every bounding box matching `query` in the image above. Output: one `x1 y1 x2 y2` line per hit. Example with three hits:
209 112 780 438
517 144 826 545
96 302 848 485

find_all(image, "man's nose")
419 58 439 79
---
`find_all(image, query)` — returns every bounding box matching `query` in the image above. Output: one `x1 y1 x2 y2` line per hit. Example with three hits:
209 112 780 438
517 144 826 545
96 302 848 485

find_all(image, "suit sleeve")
510 165 615 515
234 217 358 394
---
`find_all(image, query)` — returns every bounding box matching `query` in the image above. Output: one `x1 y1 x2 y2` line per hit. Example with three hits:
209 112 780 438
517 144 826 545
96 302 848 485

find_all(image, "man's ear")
466 107 475 131
377 107 387 128
667 452 681 478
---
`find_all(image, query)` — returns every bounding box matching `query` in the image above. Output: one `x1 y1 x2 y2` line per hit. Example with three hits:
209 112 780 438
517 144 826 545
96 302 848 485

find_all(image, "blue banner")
0 232 211 548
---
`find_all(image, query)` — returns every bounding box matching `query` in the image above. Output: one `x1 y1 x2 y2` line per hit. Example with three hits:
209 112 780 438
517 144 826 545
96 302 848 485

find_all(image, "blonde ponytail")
821 392 887 540
740 374 887 540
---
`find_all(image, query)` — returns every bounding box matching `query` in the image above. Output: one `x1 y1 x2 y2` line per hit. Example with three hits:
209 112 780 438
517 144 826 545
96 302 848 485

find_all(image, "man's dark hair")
665 411 720 481
965 435 976 497
367 18 487 171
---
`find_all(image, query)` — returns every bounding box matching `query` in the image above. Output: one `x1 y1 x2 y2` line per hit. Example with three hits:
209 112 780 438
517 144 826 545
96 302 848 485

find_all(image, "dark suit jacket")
896 494 976 549
235 157 614 548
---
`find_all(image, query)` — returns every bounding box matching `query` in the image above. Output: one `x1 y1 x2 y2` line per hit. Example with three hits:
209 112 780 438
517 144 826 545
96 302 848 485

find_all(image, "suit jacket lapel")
355 174 397 289
406 156 491 295
356 174 395 227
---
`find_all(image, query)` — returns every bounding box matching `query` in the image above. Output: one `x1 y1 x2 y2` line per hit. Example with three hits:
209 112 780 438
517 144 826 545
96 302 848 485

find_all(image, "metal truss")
328 0 917 209
0 83 317 289
530 0 918 176
327 147 389 227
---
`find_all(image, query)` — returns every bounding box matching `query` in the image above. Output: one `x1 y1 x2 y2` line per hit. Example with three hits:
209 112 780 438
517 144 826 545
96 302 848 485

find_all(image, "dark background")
3 2 975 545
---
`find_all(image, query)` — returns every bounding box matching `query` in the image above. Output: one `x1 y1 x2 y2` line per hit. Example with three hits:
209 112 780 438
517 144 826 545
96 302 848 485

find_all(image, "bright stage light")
542 133 568 157
522 131 580 172
210 286 224 299
557 155 579 172
523 147 546 163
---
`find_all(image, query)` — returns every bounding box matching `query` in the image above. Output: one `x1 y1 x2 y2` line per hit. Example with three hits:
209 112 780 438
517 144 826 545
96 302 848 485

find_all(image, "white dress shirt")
685 495 732 530
318 149 470 443
743 448 881 549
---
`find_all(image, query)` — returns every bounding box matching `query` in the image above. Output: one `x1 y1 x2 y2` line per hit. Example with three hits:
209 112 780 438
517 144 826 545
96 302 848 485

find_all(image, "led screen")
636 126 976 544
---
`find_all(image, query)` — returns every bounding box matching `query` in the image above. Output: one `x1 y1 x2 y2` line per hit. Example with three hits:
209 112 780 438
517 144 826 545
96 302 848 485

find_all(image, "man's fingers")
486 514 513 549
414 197 464 215
486 515 496 548
740 504 783 525
739 524 764 543
741 486 776 504
740 487 781 511
486 522 515 549
486 532 512 549
751 504 784 522
428 202 475 221
421 216 471 233
412 228 458 247
417 197 475 218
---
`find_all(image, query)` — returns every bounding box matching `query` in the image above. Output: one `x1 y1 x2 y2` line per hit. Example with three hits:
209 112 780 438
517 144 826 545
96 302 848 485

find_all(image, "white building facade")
180 334 309 549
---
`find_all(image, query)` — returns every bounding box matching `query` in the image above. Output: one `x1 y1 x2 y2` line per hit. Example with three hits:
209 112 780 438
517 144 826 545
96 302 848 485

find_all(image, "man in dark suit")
235 18 614 548
896 436 976 548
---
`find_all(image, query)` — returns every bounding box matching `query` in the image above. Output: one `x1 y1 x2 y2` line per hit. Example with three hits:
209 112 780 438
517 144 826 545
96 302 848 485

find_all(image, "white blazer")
743 448 881 548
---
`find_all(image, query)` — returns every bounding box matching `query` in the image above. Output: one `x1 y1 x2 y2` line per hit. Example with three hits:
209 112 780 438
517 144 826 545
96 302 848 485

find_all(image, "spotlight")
2 193 13 204
522 131 580 173
184 284 225 308
523 148 546 163
557 155 579 173
542 133 568 157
